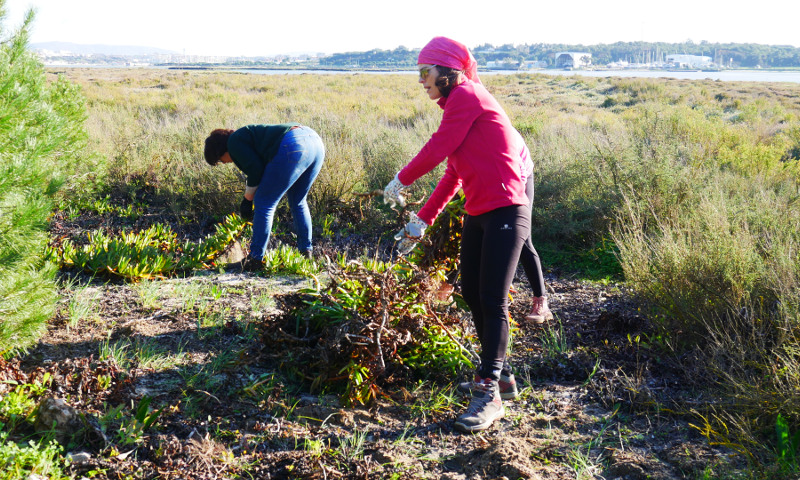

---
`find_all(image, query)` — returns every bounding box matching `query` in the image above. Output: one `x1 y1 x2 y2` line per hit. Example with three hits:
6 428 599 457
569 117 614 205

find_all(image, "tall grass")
0 4 86 353
613 155 800 461
603 86 800 463
74 70 443 218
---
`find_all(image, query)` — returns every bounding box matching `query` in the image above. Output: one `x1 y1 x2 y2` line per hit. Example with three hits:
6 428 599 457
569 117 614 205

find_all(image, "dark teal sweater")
227 123 300 187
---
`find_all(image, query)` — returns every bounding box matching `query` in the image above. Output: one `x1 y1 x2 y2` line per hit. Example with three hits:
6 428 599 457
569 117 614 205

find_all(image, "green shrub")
614 180 770 339
261 244 320 276
401 325 473 376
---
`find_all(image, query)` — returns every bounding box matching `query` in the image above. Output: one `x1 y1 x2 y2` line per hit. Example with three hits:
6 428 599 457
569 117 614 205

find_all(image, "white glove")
394 212 428 255
383 173 407 208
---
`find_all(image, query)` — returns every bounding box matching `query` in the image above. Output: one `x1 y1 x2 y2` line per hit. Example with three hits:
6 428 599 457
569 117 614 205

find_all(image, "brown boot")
525 296 554 324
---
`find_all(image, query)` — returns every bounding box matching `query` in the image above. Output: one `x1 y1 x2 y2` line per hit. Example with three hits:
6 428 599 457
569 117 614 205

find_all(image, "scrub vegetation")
3 6 800 477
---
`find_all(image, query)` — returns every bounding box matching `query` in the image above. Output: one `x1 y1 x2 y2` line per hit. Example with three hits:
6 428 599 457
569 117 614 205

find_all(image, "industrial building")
555 52 592 69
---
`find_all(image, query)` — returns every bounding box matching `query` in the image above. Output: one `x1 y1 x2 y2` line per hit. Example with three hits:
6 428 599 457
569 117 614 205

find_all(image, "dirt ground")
5 209 747 480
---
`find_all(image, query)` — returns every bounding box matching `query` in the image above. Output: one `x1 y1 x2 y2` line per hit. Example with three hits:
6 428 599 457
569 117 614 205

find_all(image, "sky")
4 0 799 57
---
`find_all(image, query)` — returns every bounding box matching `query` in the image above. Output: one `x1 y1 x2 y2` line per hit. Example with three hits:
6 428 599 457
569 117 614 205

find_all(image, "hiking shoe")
457 372 518 400
525 296 554 324
453 378 505 433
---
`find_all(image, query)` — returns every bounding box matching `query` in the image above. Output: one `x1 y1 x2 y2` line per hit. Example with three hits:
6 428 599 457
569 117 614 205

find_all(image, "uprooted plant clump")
1 197 757 479
263 196 474 406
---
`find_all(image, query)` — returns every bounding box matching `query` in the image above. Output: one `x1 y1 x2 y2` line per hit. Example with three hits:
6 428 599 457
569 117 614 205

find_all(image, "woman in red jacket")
383 36 530 432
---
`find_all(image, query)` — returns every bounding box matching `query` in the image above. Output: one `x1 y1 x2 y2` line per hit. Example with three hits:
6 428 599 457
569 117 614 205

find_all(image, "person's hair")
203 129 234 165
434 66 464 97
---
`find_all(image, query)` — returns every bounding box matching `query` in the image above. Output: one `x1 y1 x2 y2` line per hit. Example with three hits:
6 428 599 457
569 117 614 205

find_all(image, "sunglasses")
418 65 437 80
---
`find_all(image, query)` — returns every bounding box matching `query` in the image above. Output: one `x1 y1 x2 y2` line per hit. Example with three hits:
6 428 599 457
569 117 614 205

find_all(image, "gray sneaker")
456 372 519 400
454 378 505 433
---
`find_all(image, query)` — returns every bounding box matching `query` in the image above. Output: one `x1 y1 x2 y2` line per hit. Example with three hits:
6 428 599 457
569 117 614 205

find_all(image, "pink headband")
418 36 481 84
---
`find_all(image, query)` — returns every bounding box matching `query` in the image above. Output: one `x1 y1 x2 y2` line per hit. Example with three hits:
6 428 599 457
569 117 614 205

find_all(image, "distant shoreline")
43 65 800 84
163 65 410 73
162 64 800 73
45 63 800 74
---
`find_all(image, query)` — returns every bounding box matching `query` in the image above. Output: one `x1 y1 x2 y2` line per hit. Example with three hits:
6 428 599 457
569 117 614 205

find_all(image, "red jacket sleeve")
416 164 462 225
397 87 481 186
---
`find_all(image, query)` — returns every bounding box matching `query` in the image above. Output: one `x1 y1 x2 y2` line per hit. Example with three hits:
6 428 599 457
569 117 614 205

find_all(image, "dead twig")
374 269 391 373
427 304 477 363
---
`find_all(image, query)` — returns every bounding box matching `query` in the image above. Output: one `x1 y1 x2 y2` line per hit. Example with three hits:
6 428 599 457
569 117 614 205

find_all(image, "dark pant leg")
519 172 546 297
460 204 530 381
460 214 484 343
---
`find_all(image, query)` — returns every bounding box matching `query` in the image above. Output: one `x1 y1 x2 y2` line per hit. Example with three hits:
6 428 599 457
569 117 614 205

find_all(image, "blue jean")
250 126 325 260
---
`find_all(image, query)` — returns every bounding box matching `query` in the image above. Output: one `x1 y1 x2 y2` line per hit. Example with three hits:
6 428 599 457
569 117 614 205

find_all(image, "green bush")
0 6 87 353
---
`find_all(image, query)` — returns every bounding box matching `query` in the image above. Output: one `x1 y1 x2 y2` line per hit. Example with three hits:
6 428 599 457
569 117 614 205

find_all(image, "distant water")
228 69 409 76
225 68 800 83
531 69 800 83
53 65 800 84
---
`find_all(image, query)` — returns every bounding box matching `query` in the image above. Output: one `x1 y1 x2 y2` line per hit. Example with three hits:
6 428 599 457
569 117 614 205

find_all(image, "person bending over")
204 124 325 264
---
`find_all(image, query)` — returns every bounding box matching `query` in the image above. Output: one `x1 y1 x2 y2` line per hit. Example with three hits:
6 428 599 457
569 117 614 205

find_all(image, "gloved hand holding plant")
383 173 408 208
240 197 253 221
394 212 428 255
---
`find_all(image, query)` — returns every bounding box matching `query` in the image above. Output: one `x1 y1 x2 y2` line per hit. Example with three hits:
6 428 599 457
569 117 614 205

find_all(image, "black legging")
519 171 546 297
460 204 531 381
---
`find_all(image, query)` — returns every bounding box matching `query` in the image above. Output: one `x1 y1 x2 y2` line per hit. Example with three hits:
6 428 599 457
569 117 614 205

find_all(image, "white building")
521 60 548 70
486 60 519 70
666 54 713 68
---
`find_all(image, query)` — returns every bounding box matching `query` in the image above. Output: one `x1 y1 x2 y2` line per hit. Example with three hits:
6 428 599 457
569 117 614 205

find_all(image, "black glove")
239 198 253 220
